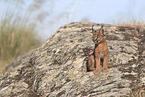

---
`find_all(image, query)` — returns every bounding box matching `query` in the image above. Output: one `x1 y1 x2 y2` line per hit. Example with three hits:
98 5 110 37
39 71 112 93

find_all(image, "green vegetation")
0 1 43 73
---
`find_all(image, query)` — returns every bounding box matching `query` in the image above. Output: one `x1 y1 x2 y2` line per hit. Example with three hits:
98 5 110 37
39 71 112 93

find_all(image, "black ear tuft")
92 25 94 30
92 25 95 33
99 25 104 36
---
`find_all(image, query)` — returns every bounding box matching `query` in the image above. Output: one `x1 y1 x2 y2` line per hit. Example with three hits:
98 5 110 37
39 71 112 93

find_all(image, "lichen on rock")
0 21 145 96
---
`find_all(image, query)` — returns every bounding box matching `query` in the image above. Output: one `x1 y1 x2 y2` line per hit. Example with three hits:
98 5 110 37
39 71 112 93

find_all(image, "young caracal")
88 25 111 74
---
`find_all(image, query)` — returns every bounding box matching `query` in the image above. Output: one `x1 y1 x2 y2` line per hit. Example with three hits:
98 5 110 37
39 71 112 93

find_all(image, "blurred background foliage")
0 0 50 73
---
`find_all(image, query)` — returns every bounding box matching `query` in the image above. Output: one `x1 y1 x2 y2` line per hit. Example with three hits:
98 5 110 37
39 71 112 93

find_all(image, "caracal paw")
88 66 95 71
103 67 108 72
94 69 100 74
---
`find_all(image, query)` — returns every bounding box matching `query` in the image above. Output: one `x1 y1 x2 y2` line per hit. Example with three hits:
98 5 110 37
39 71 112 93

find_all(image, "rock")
0 21 145 96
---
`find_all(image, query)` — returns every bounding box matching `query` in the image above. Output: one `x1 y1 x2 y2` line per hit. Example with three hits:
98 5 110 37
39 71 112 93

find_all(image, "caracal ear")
99 25 105 36
92 25 97 33
92 25 95 33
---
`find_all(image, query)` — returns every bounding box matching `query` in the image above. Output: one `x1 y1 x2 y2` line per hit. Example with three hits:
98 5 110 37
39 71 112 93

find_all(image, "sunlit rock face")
0 21 145 96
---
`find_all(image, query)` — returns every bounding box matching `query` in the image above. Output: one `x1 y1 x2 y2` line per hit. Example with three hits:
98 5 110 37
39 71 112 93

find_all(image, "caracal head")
92 25 105 44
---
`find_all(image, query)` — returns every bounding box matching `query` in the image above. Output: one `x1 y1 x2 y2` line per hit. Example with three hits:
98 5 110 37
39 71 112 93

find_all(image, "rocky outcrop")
0 21 145 96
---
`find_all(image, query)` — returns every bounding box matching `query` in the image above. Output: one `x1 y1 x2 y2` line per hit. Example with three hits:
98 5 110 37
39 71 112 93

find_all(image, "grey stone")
0 21 145 96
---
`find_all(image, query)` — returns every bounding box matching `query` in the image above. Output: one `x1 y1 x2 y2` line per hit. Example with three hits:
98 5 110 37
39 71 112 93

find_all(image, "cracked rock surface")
0 21 145 96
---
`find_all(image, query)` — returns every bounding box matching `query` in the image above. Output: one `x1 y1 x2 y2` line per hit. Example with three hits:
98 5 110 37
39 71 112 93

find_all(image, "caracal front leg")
94 53 101 74
103 51 108 72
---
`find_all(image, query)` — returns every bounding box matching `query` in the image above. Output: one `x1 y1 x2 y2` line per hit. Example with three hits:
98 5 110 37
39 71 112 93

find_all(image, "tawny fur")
88 25 112 74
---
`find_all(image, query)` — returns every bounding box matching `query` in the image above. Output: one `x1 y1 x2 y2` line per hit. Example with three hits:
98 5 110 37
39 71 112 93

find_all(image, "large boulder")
0 21 145 96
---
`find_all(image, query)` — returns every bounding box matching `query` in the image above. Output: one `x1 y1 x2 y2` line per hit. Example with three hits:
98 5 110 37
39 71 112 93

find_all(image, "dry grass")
0 61 10 73
113 15 145 27
0 1 43 73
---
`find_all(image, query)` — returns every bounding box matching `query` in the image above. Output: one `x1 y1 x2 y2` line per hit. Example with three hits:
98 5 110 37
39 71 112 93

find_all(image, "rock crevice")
0 21 145 96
